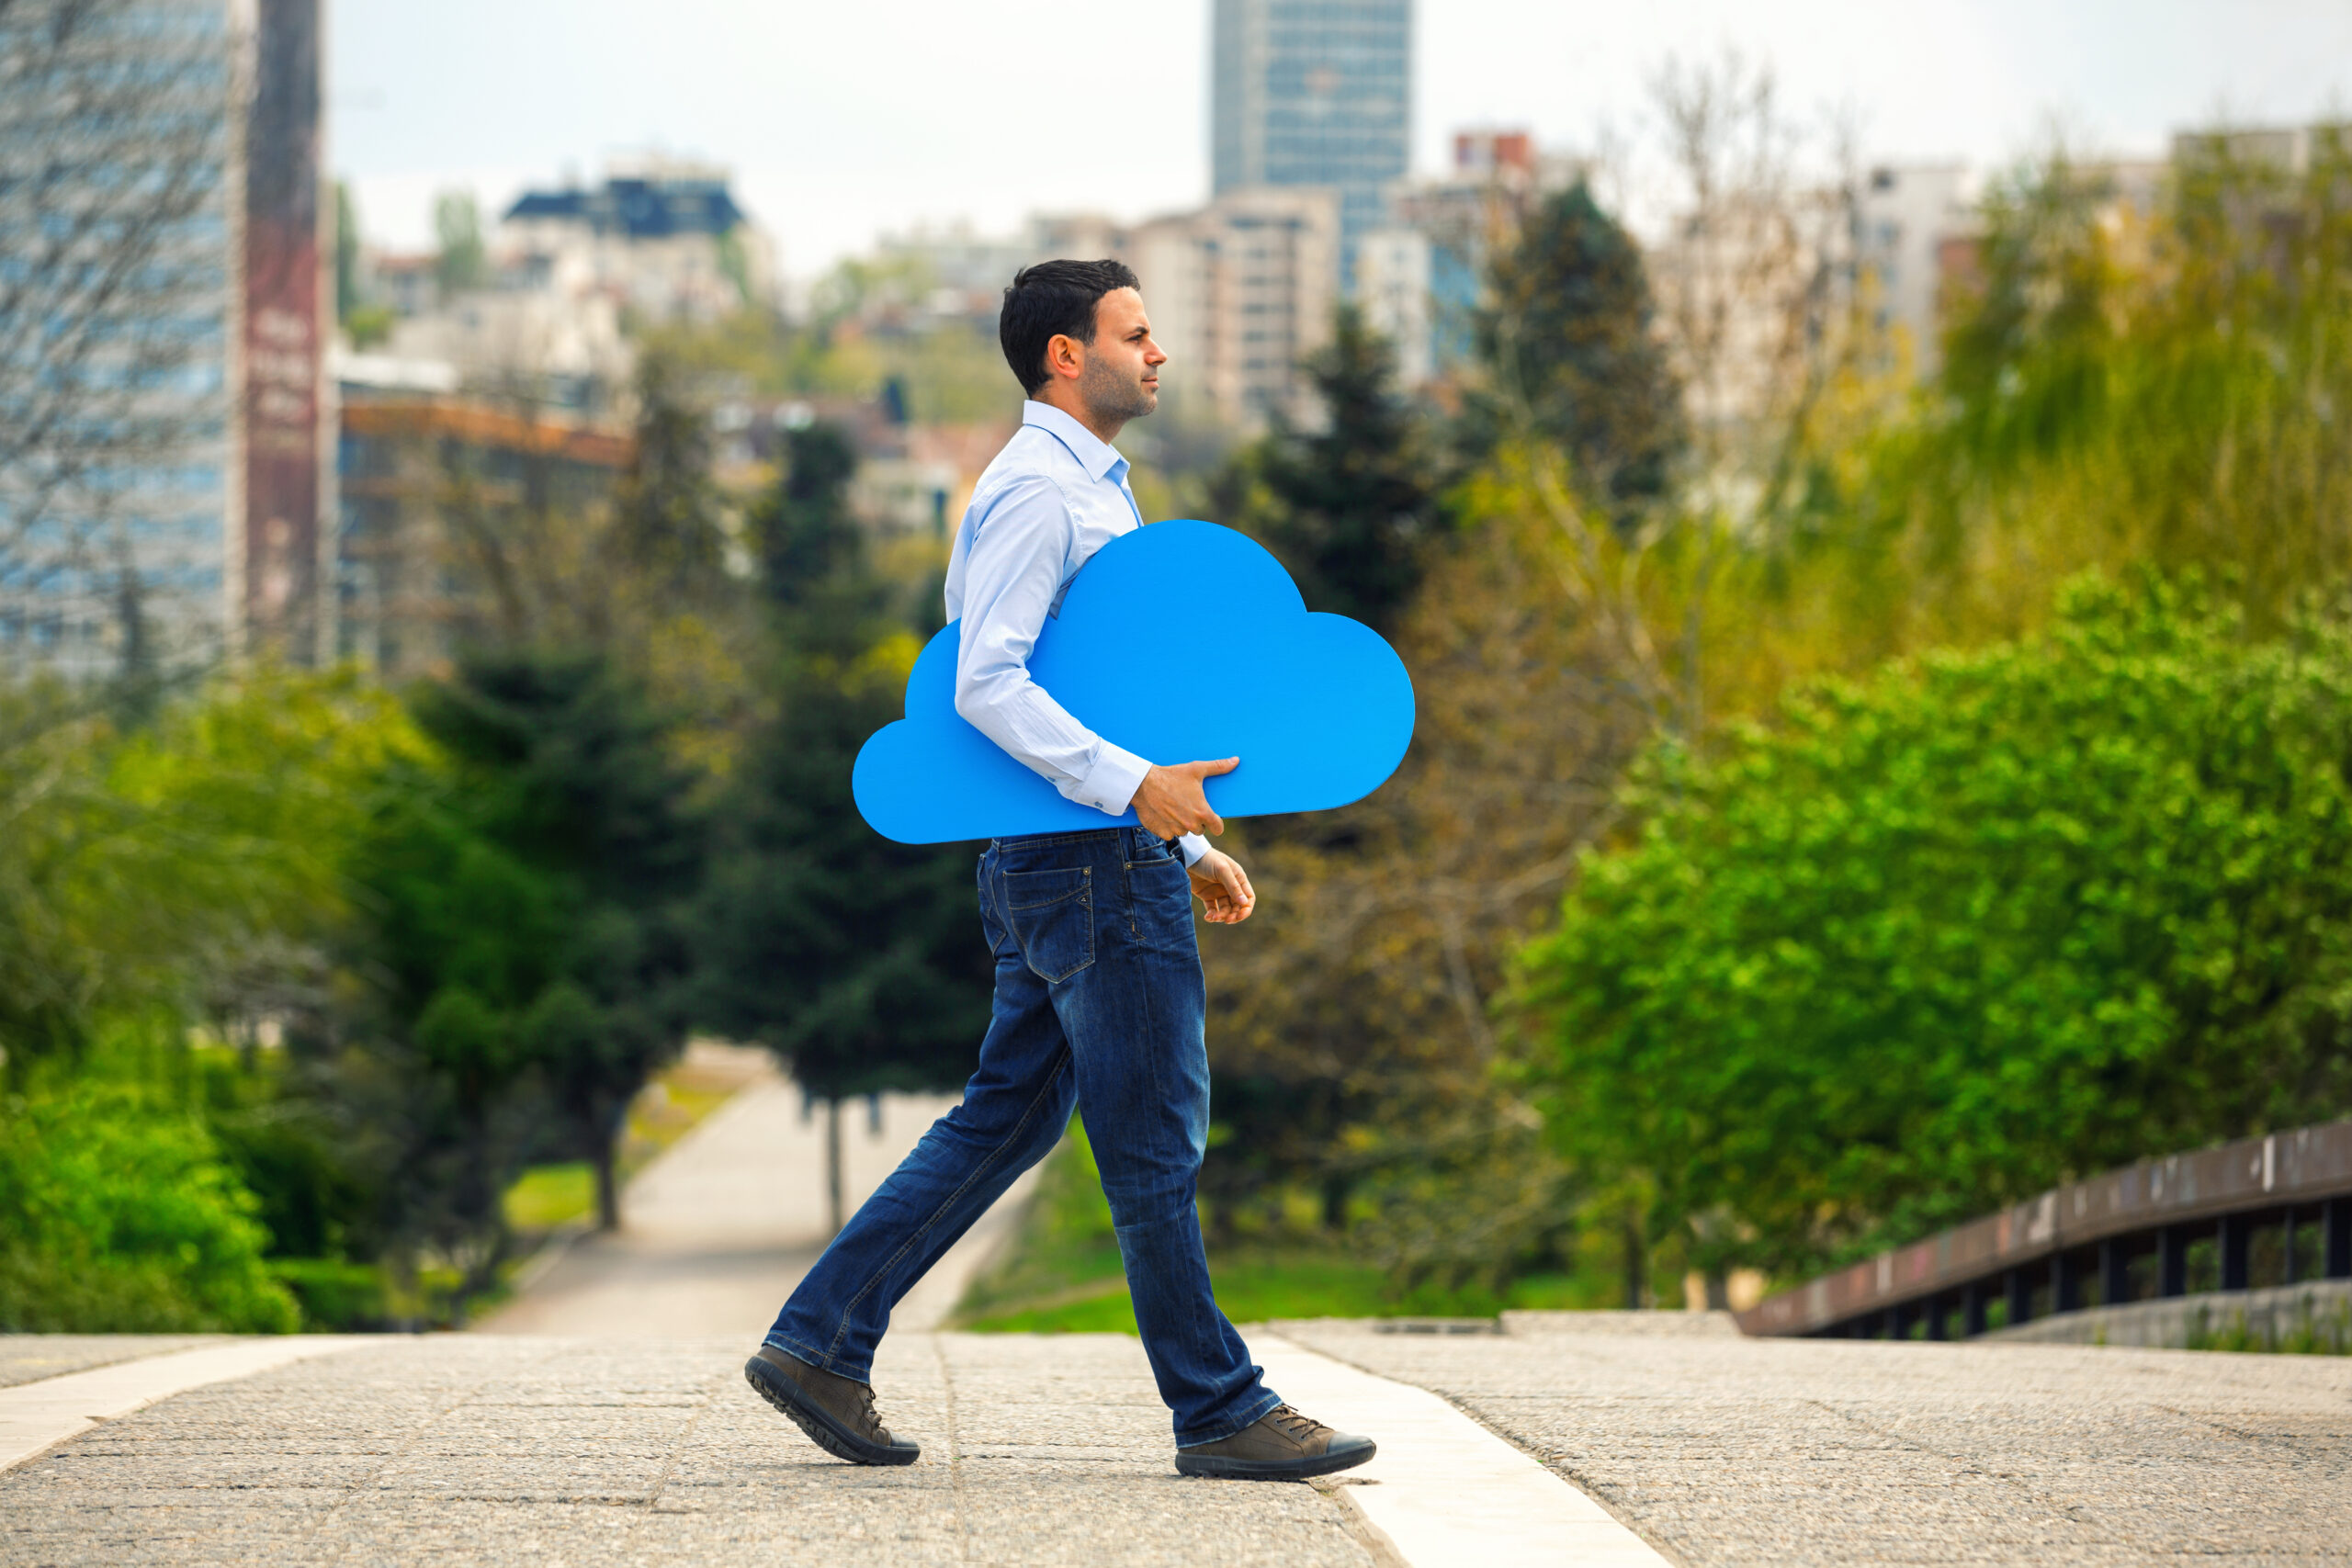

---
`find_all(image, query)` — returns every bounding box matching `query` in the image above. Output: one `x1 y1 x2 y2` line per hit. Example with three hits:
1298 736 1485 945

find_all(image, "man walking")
744 260 1375 1483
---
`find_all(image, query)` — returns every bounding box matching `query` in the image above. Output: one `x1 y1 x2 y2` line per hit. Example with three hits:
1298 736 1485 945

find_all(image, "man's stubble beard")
1078 351 1157 425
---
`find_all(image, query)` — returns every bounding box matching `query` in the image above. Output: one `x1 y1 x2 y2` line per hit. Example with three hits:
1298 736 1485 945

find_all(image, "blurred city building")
1647 182 1854 433
704 394 1012 543
2172 124 2344 174
1211 0 1410 291
852 193 1343 435
1363 129 1589 387
857 214 1127 334
341 158 776 421
365 252 440 320
334 364 634 680
372 281 633 415
500 157 778 325
0 0 331 677
1854 164 1973 380
1127 186 1342 432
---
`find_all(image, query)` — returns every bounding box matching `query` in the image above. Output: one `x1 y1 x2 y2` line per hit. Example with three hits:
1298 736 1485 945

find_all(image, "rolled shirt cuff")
1069 739 1152 818
1177 833 1209 866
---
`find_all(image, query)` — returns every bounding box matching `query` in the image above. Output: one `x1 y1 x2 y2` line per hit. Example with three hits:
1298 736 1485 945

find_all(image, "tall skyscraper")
0 0 329 677
1211 0 1411 290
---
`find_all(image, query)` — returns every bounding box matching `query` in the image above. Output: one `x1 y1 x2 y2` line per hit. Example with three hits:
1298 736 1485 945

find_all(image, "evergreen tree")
702 426 992 1229
389 650 707 1235
758 422 861 604
1473 183 1685 512
1242 306 1445 633
616 355 728 592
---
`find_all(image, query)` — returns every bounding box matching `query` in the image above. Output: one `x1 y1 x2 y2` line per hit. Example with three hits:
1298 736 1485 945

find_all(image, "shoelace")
1264 1404 1327 1445
854 1382 883 1433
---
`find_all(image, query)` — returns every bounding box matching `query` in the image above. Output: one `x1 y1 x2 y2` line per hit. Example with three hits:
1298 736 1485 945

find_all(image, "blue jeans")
763 826 1281 1448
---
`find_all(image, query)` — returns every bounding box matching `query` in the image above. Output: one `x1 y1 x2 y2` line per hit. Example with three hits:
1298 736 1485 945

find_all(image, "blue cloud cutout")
853 519 1415 843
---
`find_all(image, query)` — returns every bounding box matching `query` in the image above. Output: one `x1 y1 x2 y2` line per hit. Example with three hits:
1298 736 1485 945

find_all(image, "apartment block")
0 0 332 675
1127 187 1341 433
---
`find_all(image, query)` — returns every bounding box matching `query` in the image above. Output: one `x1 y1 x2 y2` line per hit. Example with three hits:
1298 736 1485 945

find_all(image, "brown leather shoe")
1174 1403 1376 1481
743 1346 919 1465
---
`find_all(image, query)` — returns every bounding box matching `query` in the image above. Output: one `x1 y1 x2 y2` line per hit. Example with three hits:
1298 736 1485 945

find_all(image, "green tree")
398 651 707 1236
701 426 992 1229
433 189 486 299
0 670 413 1330
1513 577 2352 1280
336 736 569 1287
759 422 861 604
1234 305 1447 632
616 355 730 593
0 671 414 1083
1473 183 1685 512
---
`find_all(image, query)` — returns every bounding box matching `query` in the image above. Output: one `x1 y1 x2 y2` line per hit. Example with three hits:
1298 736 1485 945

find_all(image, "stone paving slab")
0 1337 229 1390
0 1333 1374 1568
1277 1317 2352 1566
13 1318 2345 1563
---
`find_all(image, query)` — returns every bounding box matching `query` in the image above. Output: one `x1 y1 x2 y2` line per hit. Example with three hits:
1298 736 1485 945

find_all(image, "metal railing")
1736 1119 2352 1339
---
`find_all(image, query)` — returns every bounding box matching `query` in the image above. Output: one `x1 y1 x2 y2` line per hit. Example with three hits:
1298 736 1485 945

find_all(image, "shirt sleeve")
953 474 1151 817
1178 833 1209 866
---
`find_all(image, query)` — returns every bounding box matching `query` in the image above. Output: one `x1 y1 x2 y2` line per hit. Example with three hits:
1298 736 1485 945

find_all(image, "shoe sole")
1174 1438 1377 1482
742 1355 919 1466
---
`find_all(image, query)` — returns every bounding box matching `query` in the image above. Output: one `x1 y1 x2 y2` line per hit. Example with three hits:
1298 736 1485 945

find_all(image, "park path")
6 1316 2349 1564
472 1047 1009 1338
6 1057 2350 1562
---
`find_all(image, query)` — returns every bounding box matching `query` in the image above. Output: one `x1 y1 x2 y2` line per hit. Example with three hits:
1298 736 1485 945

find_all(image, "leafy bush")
267 1258 388 1331
0 1087 299 1332
1515 578 2352 1278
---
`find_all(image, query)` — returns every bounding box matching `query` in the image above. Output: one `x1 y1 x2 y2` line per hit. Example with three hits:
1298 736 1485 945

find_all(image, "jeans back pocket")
1002 865 1096 983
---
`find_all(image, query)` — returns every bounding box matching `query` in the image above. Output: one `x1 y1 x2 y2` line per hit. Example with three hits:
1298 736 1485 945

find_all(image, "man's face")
1071 287 1165 423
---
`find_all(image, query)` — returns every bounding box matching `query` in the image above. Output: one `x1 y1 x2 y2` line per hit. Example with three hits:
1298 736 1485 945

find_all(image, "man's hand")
1188 847 1256 924
1131 757 1238 840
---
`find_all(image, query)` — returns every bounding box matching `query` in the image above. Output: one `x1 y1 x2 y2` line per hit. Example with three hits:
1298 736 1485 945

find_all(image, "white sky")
333 0 2352 276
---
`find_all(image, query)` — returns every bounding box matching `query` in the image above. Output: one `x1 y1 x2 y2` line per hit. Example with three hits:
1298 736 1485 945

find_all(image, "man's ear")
1045 332 1085 381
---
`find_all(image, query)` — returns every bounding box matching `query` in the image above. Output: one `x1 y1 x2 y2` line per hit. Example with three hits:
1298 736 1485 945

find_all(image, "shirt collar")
1022 400 1127 483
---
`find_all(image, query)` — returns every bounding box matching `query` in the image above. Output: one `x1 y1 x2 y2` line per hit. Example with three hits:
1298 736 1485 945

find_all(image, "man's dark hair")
999 259 1140 396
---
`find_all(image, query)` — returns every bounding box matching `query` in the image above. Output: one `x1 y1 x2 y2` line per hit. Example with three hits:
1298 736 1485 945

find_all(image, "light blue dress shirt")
944 400 1208 867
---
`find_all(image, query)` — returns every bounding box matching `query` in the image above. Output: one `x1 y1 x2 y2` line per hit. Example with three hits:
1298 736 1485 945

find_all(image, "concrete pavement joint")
933 1333 977 1563
634 1354 720 1521
1793 1395 2102 1539
300 1338 582 1566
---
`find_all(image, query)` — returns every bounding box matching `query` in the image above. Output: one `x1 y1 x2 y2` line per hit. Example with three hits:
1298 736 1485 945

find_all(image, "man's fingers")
1199 808 1224 836
1188 757 1240 778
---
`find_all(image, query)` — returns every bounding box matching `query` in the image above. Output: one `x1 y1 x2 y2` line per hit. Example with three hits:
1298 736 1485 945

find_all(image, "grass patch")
954 1122 1128 1326
616 1074 739 1182
499 1046 765 1238
955 1124 1610 1332
2184 1298 2352 1355
503 1162 595 1232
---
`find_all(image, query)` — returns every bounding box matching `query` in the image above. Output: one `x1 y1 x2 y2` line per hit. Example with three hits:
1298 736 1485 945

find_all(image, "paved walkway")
5 1322 2346 1565
0 1333 1369 1567
473 1058 988 1337
6 1069 2349 1562
1284 1314 2352 1565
